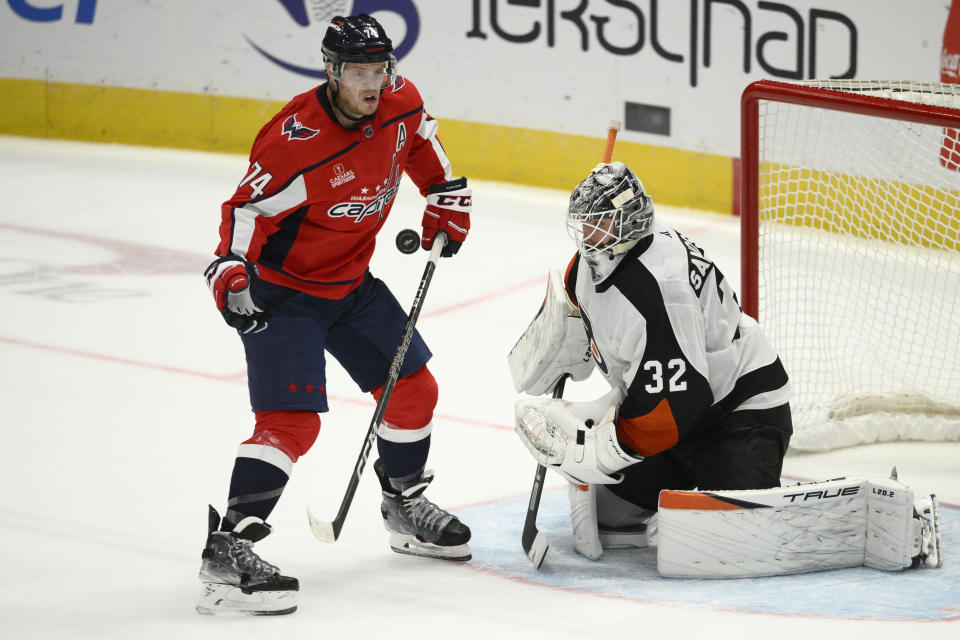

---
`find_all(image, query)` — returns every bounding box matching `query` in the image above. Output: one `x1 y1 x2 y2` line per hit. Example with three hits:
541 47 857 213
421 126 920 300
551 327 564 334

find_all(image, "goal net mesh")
755 80 960 451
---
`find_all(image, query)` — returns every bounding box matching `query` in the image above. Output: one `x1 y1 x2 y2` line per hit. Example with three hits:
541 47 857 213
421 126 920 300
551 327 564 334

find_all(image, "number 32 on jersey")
643 358 687 393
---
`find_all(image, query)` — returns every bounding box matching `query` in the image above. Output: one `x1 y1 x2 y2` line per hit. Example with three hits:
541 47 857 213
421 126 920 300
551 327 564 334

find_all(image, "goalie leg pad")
864 476 916 570
657 476 943 578
568 483 603 560
657 478 869 578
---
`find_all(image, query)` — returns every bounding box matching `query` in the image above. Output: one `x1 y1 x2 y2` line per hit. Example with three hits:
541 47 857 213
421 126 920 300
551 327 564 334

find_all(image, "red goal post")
740 79 960 451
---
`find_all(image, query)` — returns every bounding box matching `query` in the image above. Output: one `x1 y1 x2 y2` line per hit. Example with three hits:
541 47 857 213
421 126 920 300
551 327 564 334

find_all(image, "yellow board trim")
760 163 960 252
0 78 732 212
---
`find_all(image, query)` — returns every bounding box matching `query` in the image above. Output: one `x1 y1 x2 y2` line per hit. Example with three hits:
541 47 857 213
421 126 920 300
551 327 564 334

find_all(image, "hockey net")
741 79 960 452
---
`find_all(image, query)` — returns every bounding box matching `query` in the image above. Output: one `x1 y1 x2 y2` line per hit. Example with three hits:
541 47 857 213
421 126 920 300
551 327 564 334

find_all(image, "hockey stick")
521 120 621 569
307 232 448 543
520 375 568 569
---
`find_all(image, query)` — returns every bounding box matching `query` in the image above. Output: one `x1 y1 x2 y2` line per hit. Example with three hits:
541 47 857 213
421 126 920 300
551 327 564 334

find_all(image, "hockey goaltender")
510 162 943 577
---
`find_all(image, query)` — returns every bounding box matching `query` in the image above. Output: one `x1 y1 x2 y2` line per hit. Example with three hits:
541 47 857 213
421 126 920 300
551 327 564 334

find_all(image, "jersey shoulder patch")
382 75 423 114
281 113 319 141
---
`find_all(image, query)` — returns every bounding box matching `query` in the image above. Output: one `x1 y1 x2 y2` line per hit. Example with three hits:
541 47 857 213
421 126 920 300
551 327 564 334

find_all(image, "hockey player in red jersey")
196 14 472 616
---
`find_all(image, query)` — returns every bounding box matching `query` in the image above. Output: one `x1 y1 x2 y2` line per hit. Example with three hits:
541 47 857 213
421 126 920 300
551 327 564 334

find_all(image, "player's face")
329 62 390 121
581 215 617 250
335 80 380 119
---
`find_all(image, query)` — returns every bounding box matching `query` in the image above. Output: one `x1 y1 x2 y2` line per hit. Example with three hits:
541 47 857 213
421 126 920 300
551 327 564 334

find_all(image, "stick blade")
524 532 550 570
306 506 338 543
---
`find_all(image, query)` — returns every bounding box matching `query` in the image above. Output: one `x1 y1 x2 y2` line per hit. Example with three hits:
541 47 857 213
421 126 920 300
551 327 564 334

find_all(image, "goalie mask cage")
741 79 960 452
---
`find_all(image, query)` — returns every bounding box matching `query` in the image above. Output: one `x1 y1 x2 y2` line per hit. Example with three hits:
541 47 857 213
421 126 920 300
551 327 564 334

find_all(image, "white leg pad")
864 476 916 570
657 476 944 578
657 479 868 578
569 483 603 560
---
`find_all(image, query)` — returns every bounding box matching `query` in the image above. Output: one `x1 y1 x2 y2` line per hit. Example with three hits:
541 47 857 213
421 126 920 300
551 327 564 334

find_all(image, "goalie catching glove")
204 256 269 334
515 389 642 485
422 178 471 257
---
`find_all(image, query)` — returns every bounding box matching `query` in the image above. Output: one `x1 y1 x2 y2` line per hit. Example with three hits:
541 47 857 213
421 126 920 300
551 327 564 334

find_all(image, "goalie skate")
913 494 943 569
375 460 472 561
598 515 657 549
195 506 298 616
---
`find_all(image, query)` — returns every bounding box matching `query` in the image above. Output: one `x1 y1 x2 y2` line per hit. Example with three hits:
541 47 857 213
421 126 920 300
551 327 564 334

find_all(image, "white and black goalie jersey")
564 220 791 457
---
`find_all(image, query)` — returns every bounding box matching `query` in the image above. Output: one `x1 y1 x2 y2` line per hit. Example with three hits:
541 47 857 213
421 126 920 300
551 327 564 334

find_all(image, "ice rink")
1 136 957 639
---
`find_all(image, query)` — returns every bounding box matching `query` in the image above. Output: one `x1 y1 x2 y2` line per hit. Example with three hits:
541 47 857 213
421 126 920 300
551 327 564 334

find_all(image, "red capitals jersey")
216 77 453 298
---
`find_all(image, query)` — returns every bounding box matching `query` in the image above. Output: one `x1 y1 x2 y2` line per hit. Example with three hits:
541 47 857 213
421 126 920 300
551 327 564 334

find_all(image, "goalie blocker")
657 475 942 578
508 269 594 396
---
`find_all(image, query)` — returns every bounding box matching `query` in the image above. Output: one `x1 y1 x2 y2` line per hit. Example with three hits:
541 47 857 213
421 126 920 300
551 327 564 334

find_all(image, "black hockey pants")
607 403 793 512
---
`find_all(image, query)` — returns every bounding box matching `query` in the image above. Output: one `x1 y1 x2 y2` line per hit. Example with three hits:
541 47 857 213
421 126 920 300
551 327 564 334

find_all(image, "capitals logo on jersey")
282 114 319 141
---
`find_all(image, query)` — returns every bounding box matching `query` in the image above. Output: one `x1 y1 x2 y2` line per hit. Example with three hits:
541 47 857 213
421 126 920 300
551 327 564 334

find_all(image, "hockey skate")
375 459 472 561
912 494 943 569
596 484 658 549
196 506 299 616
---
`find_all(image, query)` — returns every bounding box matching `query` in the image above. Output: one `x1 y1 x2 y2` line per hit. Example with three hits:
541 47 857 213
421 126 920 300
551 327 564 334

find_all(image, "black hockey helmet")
322 14 394 65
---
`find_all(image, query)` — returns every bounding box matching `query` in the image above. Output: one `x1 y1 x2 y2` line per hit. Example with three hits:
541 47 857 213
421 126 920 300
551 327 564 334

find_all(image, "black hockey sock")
376 434 431 490
221 457 289 531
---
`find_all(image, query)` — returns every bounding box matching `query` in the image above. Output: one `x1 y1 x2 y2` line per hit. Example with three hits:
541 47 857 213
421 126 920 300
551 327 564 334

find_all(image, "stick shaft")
309 233 448 542
520 375 567 561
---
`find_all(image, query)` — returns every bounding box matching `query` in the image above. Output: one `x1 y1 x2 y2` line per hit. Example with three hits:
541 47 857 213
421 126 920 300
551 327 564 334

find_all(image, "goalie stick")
520 375 568 569
520 120 621 569
307 232 448 543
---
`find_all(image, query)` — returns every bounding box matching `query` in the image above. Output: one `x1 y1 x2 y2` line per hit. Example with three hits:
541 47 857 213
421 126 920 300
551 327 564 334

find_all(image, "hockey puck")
395 229 420 254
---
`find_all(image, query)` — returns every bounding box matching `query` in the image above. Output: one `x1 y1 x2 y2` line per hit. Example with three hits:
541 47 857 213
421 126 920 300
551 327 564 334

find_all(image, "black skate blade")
251 606 298 616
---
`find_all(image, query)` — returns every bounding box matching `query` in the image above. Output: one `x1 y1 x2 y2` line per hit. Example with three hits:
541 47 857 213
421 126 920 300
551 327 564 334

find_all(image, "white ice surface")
0 137 957 639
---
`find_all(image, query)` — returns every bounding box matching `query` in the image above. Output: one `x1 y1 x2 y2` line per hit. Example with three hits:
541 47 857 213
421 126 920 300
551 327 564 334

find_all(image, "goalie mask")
567 162 654 283
322 14 397 91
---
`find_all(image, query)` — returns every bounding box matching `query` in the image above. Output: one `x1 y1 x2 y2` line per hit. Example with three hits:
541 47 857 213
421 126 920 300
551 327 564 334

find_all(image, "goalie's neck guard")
583 234 654 285
583 238 638 284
